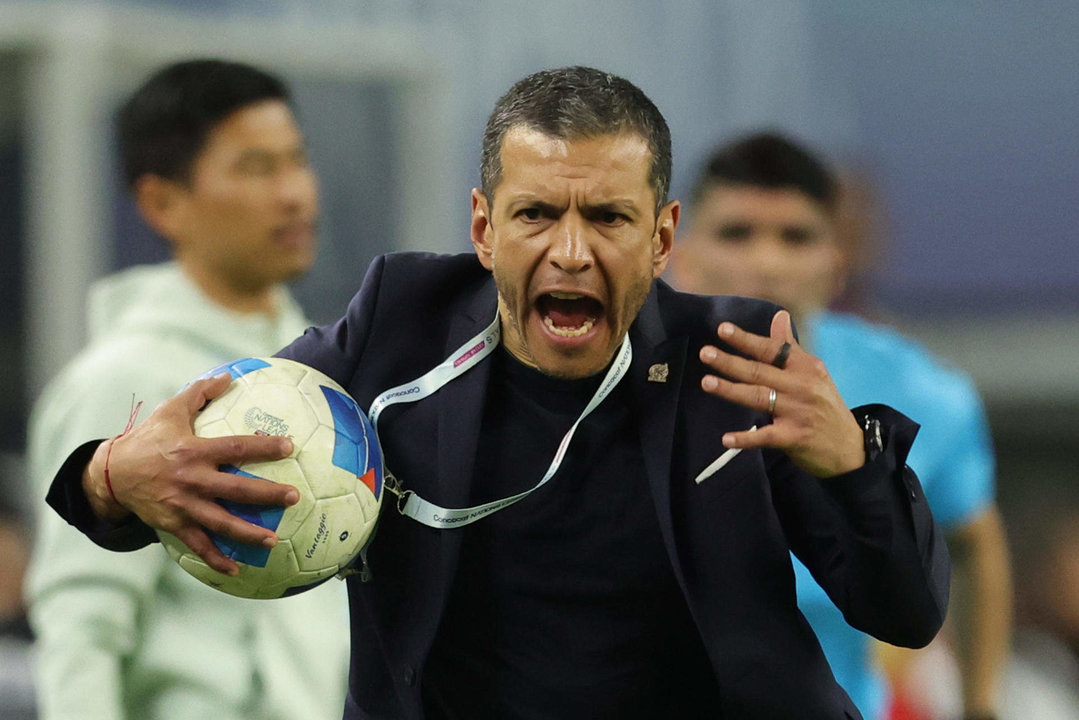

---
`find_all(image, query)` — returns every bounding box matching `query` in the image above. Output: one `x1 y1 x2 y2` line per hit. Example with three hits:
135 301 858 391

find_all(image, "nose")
548 216 594 274
748 235 789 279
276 163 318 212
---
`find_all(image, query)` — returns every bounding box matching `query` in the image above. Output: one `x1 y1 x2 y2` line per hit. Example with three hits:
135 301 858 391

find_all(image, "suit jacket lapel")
629 288 691 591
435 283 498 579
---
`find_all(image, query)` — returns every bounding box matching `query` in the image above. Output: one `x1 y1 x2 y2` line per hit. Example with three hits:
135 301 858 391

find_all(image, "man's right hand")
82 372 298 575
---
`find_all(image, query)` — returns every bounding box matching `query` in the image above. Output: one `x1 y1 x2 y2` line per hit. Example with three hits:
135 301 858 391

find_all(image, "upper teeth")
549 291 584 300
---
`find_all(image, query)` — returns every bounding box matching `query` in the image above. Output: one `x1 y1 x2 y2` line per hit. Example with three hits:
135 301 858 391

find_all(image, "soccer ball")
157 357 383 599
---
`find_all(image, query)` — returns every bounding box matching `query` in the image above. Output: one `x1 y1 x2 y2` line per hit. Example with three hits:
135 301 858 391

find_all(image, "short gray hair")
480 66 672 212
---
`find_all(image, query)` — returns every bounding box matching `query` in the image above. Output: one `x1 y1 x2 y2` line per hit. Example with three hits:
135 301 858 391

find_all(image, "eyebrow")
237 140 307 159
514 199 564 216
588 200 641 217
510 197 642 217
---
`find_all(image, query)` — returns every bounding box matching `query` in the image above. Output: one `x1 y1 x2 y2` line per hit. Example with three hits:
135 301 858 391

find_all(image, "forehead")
495 126 653 201
696 183 831 224
198 99 301 158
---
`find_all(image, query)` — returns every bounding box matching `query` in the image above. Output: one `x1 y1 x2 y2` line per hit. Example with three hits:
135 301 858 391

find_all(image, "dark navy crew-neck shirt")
422 348 721 719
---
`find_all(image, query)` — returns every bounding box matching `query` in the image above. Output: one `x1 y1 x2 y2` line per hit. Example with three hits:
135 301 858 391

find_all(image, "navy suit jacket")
50 251 950 720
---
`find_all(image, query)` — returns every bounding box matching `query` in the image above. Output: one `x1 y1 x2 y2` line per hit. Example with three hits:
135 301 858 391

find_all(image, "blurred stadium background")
1 1 1077 718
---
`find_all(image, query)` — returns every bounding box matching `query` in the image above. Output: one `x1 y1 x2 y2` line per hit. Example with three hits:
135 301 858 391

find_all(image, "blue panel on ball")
321 386 367 468
192 357 272 383
211 464 286 568
222 357 272 380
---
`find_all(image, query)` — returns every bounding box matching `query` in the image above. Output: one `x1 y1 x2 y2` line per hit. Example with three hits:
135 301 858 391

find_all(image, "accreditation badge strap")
368 314 633 530
368 313 502 428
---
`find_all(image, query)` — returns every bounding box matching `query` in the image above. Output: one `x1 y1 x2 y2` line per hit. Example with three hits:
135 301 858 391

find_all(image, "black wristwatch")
861 414 884 463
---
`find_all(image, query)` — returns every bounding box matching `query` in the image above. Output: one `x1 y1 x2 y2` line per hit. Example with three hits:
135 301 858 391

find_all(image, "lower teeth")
544 316 594 337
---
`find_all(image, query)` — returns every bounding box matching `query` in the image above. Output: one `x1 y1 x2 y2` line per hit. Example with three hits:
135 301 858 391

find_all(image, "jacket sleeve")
769 403 951 648
41 256 394 553
44 440 159 551
275 253 385 390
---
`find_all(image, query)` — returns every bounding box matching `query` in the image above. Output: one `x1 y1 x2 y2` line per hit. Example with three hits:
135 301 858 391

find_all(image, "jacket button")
403 666 416 686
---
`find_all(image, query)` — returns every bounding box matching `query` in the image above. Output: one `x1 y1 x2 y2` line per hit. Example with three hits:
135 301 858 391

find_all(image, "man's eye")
237 157 275 176
716 224 751 242
518 208 542 221
782 228 815 246
600 211 626 226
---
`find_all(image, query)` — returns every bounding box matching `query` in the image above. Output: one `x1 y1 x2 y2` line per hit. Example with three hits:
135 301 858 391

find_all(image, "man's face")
672 184 842 322
472 127 678 379
163 99 318 295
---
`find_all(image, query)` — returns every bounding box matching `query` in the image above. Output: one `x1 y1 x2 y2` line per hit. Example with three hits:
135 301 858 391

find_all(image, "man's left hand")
699 309 865 478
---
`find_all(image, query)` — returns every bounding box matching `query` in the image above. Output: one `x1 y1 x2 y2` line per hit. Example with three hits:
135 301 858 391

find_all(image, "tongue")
545 297 594 328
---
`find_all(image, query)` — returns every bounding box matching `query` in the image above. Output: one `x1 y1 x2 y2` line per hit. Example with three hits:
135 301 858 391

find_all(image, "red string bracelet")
102 395 144 506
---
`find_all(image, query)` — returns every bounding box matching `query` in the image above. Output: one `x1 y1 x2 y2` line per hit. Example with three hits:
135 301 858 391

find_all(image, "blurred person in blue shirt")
671 132 1012 720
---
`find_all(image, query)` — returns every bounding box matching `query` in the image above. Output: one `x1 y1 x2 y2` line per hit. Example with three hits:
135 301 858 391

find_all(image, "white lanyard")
367 312 633 529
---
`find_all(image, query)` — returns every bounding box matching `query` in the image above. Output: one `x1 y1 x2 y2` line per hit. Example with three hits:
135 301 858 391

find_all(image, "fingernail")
702 375 718 391
214 372 231 381
280 438 294 455
262 534 278 548
700 346 717 362
284 488 300 505
226 564 240 576
722 433 736 448
719 323 734 337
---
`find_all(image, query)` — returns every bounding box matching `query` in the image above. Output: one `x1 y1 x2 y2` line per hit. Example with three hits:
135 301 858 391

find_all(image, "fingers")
714 313 796 364
154 439 297 551
721 422 782 451
182 372 234 415
769 309 796 343
201 433 294 469
210 465 300 507
700 341 788 396
701 371 775 415
196 497 281 548
172 526 241 576
154 479 288 575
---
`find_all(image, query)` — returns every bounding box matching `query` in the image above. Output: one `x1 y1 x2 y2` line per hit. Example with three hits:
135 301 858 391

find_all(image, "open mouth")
537 291 603 338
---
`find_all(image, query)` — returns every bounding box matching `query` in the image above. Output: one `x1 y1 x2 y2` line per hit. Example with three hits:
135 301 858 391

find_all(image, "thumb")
770 309 796 344
184 372 234 415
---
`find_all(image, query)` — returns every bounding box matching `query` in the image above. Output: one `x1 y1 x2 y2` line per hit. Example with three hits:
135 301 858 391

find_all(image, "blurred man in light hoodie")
24 59 349 720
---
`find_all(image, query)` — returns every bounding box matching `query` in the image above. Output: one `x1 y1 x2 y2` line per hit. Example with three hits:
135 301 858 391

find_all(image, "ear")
666 232 693 290
650 199 680 278
133 174 186 243
470 188 494 271
829 248 850 303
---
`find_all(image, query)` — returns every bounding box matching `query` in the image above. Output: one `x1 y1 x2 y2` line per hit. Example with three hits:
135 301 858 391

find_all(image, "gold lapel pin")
647 363 669 383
